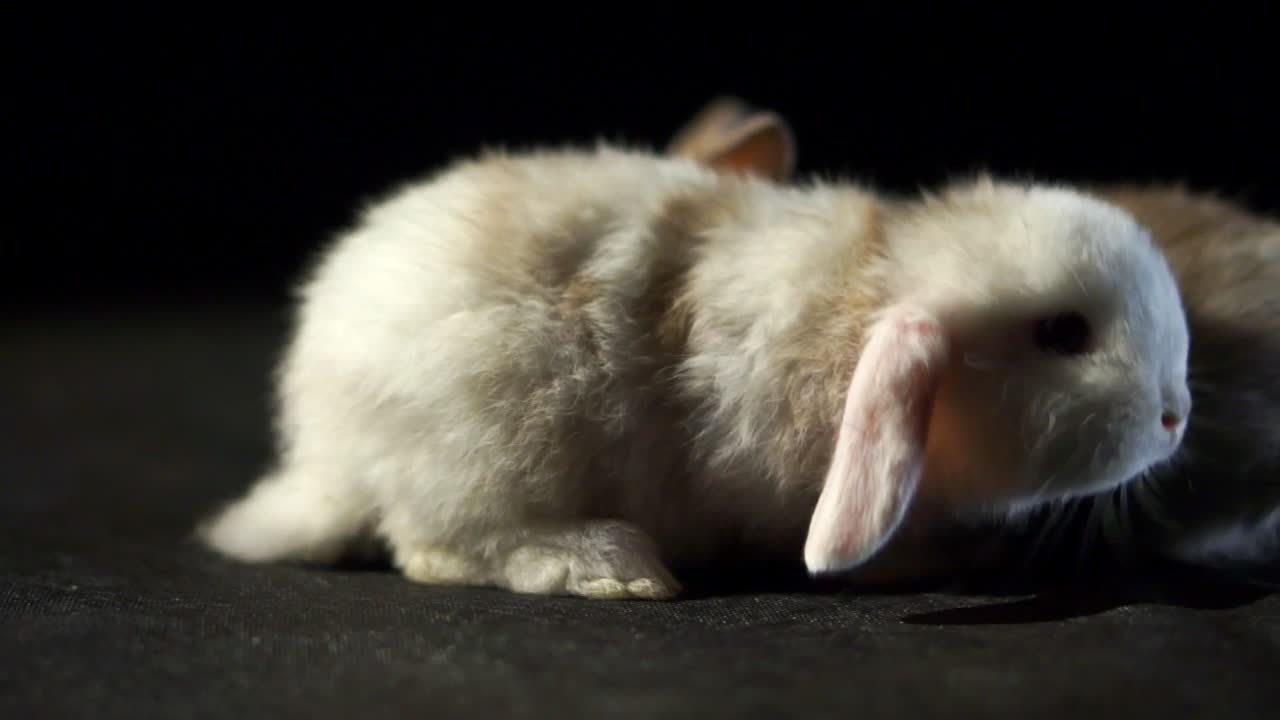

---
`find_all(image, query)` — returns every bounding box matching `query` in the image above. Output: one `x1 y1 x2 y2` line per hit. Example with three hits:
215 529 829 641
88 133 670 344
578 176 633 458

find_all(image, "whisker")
1075 490 1109 572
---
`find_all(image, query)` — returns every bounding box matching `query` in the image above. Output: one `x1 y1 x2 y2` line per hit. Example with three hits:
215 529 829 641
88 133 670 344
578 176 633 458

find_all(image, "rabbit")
197 138 1192 600
670 96 1279 582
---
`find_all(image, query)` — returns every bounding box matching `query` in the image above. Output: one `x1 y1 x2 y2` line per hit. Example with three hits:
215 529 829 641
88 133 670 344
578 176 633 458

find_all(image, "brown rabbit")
671 97 1280 581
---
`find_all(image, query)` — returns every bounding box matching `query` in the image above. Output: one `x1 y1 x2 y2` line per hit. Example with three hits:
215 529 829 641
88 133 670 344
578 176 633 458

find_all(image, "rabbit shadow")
895 562 1278 625
239 532 1278 625
669 550 1276 624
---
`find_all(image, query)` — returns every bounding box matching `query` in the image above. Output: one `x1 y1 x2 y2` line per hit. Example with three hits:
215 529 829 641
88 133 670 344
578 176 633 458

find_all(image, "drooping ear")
666 96 797 182
804 305 949 575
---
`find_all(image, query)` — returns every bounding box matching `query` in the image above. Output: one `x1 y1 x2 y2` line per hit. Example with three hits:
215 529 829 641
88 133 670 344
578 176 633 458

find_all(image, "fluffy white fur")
199 145 1191 598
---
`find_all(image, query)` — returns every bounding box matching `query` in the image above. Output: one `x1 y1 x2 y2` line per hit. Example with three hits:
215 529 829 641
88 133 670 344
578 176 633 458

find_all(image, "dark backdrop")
9 11 1279 311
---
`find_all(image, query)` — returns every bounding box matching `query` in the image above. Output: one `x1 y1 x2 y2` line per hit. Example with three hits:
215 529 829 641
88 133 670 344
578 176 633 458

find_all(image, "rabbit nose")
1161 386 1192 432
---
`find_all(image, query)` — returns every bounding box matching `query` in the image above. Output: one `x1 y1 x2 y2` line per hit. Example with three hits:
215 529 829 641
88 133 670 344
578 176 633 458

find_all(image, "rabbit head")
804 179 1192 573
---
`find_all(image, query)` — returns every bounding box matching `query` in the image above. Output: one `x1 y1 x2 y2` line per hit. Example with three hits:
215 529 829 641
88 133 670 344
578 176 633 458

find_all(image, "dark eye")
1033 311 1091 355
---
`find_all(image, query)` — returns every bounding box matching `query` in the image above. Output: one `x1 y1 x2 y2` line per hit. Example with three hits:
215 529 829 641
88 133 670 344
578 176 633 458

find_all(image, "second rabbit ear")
667 96 797 182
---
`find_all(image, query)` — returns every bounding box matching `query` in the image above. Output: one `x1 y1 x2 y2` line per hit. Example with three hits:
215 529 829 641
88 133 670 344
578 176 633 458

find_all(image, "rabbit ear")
804 305 949 575
667 96 796 182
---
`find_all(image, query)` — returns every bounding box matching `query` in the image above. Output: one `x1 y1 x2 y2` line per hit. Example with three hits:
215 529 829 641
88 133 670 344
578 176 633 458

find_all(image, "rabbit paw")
401 547 488 586
501 521 680 600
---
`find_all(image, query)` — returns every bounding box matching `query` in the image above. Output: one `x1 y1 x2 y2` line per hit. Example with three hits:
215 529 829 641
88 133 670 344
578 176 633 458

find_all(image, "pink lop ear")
804 305 949 575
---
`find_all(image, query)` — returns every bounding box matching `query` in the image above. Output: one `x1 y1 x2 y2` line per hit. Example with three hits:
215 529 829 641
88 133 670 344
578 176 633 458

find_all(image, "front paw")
502 521 681 600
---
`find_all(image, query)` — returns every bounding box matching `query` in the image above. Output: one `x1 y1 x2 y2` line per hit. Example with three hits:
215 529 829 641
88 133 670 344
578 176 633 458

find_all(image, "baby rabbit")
199 139 1191 599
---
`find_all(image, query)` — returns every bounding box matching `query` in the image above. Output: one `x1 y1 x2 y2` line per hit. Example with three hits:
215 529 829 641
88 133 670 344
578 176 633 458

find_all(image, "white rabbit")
198 143 1191 599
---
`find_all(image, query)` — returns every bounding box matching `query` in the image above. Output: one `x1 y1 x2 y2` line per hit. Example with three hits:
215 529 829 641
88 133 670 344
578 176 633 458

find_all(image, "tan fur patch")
1097 186 1280 318
759 191 894 487
649 190 719 357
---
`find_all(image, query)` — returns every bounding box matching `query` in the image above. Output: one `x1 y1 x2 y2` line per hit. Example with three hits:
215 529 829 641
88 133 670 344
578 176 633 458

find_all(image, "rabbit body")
200 145 1191 598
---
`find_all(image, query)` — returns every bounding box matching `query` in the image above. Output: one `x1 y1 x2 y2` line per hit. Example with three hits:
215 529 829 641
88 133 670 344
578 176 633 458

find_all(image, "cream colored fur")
199 145 1191 598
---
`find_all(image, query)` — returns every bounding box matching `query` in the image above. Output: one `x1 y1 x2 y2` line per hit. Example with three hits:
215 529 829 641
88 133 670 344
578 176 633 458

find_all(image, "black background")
10 10 1279 311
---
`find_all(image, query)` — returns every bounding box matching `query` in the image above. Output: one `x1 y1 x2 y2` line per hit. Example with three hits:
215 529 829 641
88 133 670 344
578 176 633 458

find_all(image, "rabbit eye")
1033 311 1091 355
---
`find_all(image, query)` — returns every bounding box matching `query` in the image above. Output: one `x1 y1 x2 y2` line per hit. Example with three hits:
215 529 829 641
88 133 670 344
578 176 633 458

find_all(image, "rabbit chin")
1017 422 1185 517
997 445 1167 520
917 377 1153 521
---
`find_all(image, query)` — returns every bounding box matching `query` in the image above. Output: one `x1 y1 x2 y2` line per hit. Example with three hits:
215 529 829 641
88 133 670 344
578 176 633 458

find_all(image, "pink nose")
1161 412 1181 430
